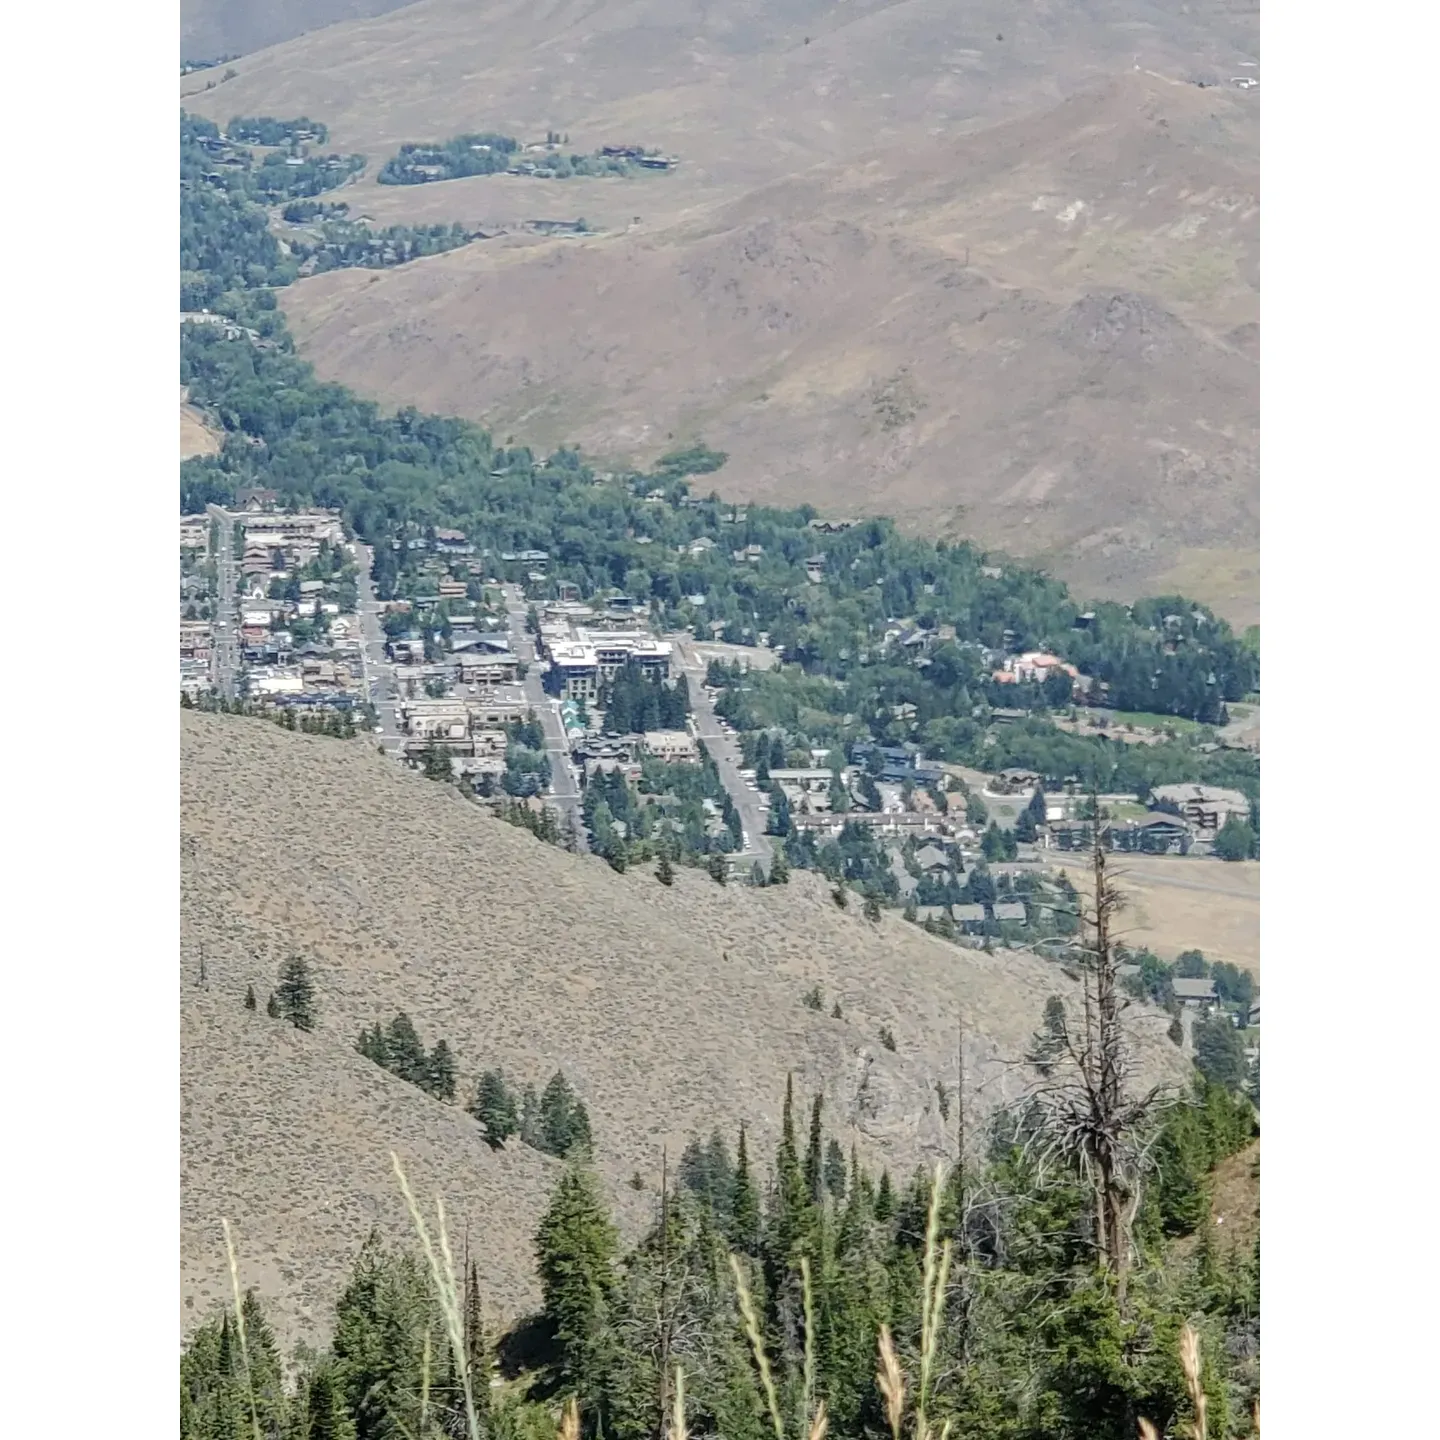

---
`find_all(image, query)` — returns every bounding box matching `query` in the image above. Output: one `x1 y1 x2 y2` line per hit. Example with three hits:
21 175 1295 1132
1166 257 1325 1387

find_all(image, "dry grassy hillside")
181 386 221 459
182 0 418 63
179 0 1259 617
182 711 1187 1348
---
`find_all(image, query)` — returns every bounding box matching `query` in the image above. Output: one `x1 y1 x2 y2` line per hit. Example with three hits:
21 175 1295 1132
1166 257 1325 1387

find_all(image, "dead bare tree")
1024 812 1168 1304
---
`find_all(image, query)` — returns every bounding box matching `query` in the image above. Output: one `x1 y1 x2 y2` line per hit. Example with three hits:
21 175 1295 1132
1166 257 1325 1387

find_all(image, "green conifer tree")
804 1093 825 1203
302 1364 356 1440
471 1069 519 1147
768 843 790 884
540 1070 587 1156
276 956 317 1031
385 1013 427 1084
730 1123 762 1255
874 1170 895 1222
823 1138 848 1202
656 852 675 886
243 984 257 1011
427 1039 457 1100
266 991 281 1018
534 1163 619 1397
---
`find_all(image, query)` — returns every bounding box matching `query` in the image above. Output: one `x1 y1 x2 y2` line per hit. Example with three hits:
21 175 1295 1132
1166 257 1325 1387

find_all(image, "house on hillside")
1172 978 1219 1010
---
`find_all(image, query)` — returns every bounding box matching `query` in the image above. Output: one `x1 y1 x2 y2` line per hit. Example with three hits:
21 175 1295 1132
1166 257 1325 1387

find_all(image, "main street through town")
353 542 404 759
673 636 773 872
501 585 586 850
206 505 241 699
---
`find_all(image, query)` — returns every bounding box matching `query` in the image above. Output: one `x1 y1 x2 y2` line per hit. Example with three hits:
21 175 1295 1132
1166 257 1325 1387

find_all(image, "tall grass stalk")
917 1162 953 1439
1179 1323 1207 1440
392 1151 484 1440
559 1395 581 1440
220 1216 265 1440
670 1364 687 1440
729 1253 786 1440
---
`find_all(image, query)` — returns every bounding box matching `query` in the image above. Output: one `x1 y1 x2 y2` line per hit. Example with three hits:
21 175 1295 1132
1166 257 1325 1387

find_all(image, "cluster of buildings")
1044 783 1252 856
179 497 365 708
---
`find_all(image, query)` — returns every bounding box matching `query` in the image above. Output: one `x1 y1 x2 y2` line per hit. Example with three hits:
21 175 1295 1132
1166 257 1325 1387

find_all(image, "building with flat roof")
545 628 672 702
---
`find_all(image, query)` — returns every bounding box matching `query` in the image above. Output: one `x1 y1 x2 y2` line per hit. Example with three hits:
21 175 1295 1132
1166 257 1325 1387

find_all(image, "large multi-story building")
544 628 672 702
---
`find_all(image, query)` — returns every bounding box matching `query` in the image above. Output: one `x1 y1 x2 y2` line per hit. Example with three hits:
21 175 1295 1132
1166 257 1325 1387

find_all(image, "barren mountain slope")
281 74 1257 611
180 1 1259 616
182 712 1186 1347
181 0 1258 166
182 0 419 64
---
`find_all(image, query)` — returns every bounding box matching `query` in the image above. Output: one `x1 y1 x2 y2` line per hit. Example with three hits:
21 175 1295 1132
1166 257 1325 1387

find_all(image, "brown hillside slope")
180 0 1258 616
280 73 1257 613
182 711 1187 1348
182 0 419 64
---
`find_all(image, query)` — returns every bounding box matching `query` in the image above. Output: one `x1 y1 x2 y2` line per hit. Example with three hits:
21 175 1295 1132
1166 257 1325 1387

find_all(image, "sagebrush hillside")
179 0 1259 618
181 712 1186 1348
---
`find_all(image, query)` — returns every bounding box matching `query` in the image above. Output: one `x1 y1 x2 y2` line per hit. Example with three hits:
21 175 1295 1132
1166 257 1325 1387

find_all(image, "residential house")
952 903 987 934
993 901 1027 925
1110 813 1192 855
914 844 951 874
1172 978 1219 1010
643 730 699 763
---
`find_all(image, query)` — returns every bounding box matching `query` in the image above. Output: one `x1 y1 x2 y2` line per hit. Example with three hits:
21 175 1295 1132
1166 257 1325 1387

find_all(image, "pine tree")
730 1123 761 1255
707 852 727 885
656 852 675 886
874 1170 895 1222
266 991 281 1018
823 1138 848 1201
427 1039 457 1100
302 1364 356 1440
239 1289 288 1438
768 842 790 883
385 1013 427 1084
243 984 257 1011
275 956 316 1031
863 891 882 922
540 1070 588 1156
471 1069 519 1147
534 1163 619 1396
804 1093 825 1202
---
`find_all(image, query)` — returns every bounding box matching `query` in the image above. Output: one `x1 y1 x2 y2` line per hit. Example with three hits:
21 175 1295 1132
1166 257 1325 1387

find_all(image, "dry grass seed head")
729 1253 785 1440
1179 1323 1207 1440
670 1365 687 1440
876 1323 905 1440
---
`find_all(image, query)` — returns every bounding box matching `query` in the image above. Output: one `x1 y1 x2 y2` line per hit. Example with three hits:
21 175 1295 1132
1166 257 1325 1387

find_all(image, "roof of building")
1172 978 1219 1000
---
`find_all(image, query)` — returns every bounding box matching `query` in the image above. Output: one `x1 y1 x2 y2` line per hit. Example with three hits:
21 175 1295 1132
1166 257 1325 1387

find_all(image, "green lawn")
1101 709 1208 736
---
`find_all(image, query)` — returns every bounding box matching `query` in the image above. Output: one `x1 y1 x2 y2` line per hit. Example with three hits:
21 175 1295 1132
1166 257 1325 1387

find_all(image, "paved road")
674 636 773 870
501 586 586 848
353 542 404 758
206 505 241 699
